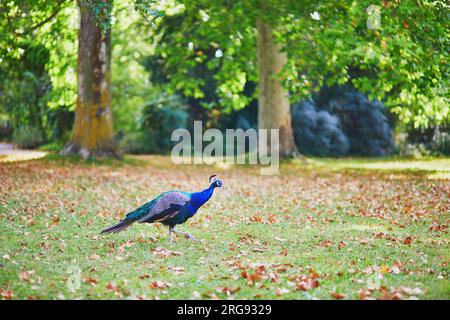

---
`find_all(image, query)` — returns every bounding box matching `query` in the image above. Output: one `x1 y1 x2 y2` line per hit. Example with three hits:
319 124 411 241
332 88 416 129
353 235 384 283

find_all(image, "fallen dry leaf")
403 236 413 245
1 289 14 300
330 292 346 299
106 282 120 292
149 281 170 289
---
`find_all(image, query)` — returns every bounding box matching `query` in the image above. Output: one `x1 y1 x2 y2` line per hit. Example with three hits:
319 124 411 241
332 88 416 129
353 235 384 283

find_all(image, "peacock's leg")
168 225 175 243
182 233 197 241
172 227 197 241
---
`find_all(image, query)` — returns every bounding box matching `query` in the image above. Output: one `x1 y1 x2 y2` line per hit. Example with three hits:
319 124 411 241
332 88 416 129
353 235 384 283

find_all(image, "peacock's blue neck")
190 184 216 209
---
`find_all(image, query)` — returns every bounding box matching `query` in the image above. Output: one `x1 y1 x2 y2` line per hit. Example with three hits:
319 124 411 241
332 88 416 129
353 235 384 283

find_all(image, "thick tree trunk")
61 0 118 159
257 18 298 158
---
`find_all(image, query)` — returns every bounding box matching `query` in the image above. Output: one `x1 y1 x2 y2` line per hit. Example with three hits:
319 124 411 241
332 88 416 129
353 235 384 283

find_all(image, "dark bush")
400 125 450 156
292 100 349 156
0 118 13 139
12 125 44 149
292 86 394 157
120 94 189 154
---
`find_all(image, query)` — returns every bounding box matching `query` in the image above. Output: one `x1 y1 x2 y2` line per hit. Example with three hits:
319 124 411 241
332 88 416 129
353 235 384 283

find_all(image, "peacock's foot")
184 233 198 241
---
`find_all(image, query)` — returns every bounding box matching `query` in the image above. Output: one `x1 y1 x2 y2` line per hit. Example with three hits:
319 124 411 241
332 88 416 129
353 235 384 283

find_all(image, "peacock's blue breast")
161 202 198 226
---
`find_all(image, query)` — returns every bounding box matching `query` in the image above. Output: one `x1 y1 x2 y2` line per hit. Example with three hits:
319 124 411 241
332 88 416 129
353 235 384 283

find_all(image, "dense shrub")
292 100 349 156
12 125 44 149
292 86 394 157
0 118 13 139
120 94 189 154
399 125 450 156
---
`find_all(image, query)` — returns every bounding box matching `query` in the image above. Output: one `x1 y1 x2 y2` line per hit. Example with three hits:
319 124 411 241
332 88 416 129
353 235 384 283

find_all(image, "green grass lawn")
0 155 449 300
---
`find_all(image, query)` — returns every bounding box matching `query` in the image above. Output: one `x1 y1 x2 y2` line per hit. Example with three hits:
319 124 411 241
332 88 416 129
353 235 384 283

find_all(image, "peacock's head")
209 175 223 188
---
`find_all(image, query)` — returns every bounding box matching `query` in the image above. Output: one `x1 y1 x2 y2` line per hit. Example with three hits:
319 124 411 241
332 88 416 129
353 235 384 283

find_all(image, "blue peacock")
102 175 223 242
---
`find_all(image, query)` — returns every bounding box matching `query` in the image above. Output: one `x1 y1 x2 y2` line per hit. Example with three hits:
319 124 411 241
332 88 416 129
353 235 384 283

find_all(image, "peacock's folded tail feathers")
101 218 136 234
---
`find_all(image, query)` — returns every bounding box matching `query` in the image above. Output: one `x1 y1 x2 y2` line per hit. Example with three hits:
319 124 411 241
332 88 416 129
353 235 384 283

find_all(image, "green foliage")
144 3 257 112
12 125 44 149
111 1 155 133
283 1 449 128
79 0 114 32
1 0 448 154
134 0 162 19
0 0 76 143
149 0 448 128
0 41 51 133
120 94 189 154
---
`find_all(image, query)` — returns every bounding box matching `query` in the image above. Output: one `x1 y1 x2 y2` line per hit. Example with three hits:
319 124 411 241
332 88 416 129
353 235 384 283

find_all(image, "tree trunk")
257 18 298 158
61 0 118 159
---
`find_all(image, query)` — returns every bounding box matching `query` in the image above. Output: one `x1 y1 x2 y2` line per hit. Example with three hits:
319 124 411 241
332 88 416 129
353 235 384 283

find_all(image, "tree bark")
257 18 298 158
61 0 119 159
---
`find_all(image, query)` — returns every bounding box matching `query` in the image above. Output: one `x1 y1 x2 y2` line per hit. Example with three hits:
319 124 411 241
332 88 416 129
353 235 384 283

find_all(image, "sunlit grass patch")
0 155 448 299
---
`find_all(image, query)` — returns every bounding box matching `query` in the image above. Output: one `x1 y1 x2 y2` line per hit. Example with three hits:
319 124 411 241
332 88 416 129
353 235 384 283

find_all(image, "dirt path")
0 142 48 163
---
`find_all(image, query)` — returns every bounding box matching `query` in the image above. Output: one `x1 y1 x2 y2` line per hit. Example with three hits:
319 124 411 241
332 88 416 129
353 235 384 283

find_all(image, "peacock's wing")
128 191 190 223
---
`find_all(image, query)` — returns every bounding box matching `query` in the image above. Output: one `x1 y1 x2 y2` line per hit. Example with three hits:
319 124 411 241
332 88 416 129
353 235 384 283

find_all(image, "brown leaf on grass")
240 271 262 284
268 213 277 224
297 279 320 291
216 286 240 296
319 240 332 247
274 263 292 273
375 232 385 239
83 277 98 285
19 270 34 282
393 260 403 268
338 241 347 250
429 222 448 233
403 236 413 245
400 286 423 295
358 289 371 300
330 292 346 299
379 287 403 300
106 282 120 292
149 281 170 289
151 247 182 258
207 292 219 300
309 269 320 279
1 289 14 300
168 267 185 274
279 249 288 256
250 215 264 223
275 288 290 296
89 254 100 260
268 272 279 283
